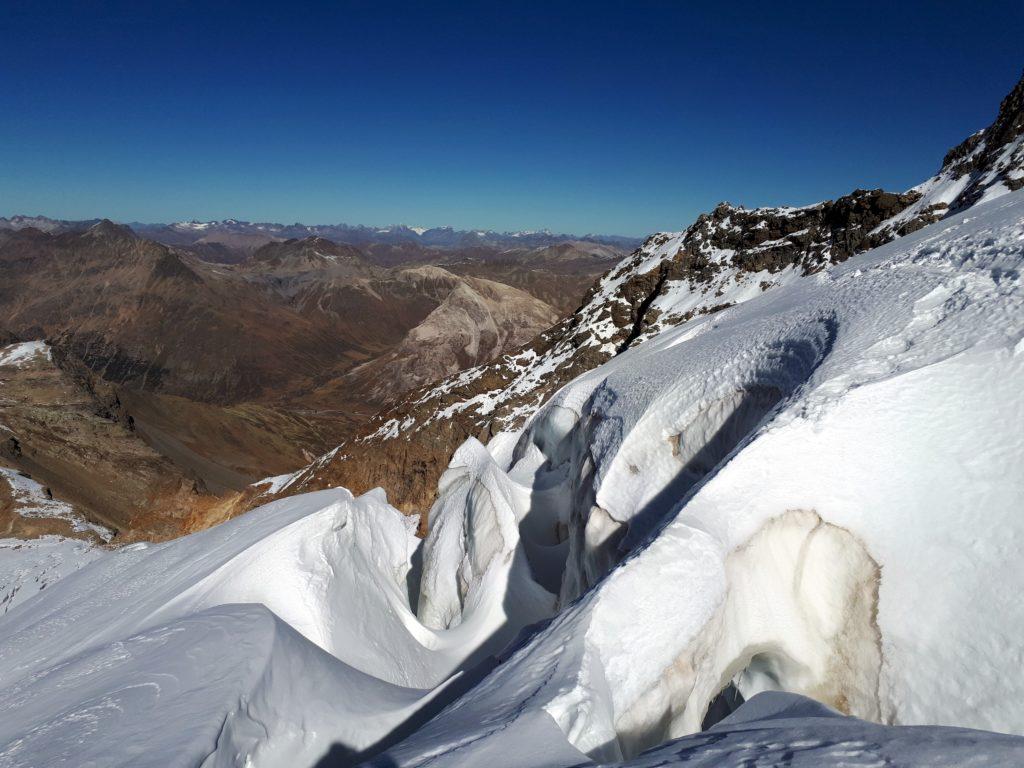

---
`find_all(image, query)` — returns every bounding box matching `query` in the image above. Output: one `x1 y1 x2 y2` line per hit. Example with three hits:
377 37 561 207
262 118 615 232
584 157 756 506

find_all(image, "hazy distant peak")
84 219 136 240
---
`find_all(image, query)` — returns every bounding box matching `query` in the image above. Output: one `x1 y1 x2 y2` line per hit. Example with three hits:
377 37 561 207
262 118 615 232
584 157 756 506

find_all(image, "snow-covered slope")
0 341 50 368
0 490 423 766
1 186 1023 767
0 483 555 766
0 536 104 616
0 467 112 541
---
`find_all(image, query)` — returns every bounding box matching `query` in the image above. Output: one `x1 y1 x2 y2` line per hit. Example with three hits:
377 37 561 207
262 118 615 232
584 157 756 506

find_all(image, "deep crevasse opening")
408 317 867 760
505 317 839 609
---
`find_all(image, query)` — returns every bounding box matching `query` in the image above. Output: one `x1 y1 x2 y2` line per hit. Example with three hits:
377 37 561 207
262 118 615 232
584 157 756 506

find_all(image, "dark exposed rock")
151 251 201 282
943 71 1024 210
1 437 22 459
50 331 170 392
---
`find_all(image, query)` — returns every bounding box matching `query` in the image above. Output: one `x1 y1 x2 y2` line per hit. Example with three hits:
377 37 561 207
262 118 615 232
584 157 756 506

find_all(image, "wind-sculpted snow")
2 194 1024 765
0 477 560 764
0 604 434 768
417 439 556 636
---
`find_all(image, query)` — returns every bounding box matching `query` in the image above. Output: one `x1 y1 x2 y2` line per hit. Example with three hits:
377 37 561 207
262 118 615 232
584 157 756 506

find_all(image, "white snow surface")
1 192 1023 766
0 483 554 766
0 536 104 616
251 469 303 496
0 468 113 541
0 341 50 368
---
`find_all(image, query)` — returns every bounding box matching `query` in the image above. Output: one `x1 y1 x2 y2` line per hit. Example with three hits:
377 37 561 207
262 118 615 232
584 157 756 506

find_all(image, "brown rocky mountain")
231 236 624 316
439 241 627 314
237 237 434 354
267 71 1024 527
0 223 354 403
317 267 558 401
0 224 582 539
0 224 373 497
235 238 561 401
0 338 227 541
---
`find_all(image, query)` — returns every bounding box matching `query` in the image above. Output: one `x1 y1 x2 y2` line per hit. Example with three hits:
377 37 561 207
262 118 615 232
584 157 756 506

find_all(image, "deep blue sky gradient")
1 1 1022 235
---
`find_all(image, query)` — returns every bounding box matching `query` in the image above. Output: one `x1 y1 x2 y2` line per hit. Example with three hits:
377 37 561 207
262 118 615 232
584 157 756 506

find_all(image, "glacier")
1 190 1023 766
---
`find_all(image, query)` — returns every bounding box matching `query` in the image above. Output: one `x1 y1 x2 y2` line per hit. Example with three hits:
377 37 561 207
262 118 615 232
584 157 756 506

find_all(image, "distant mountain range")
0 215 641 254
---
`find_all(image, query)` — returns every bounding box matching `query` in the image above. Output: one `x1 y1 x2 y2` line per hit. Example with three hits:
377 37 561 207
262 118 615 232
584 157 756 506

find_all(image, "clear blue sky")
1 1 1022 236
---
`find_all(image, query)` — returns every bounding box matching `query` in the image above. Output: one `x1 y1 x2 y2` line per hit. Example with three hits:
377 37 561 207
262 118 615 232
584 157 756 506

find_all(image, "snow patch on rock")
0 341 50 368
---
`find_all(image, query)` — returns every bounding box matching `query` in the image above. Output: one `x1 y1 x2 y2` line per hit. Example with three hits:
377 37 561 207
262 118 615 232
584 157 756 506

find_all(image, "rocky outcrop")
876 70 1024 238
943 72 1024 206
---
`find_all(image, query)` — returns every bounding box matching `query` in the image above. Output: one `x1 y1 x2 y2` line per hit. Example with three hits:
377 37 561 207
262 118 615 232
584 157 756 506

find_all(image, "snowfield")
1 191 1023 766
0 536 104 616
0 341 50 368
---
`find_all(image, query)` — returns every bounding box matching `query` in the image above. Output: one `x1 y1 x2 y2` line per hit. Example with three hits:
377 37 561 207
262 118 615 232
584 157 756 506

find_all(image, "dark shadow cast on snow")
313 528 554 766
312 652 500 767
617 322 837 560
